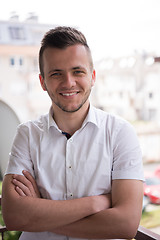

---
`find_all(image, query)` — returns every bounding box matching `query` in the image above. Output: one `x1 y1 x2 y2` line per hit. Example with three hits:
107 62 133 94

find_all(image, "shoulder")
17 113 49 134
93 106 132 131
92 107 138 146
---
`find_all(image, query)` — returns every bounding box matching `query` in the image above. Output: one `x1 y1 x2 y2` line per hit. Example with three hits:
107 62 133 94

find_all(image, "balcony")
0 196 160 240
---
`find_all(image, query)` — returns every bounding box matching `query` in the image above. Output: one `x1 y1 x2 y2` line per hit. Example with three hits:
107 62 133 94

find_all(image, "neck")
52 102 90 136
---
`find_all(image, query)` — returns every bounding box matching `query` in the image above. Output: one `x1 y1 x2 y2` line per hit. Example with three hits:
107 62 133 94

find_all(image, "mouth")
60 91 80 97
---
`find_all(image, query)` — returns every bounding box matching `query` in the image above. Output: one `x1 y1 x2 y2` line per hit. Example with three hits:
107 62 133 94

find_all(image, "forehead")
42 44 91 71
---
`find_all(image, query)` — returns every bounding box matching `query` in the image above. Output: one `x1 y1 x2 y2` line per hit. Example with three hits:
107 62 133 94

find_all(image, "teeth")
61 92 77 96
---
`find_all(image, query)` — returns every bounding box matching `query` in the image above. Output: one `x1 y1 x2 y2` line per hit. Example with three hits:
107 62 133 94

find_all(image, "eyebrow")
72 66 85 70
48 66 86 74
48 69 62 74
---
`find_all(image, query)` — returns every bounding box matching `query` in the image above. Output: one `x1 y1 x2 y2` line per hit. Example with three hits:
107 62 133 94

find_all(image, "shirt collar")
48 107 59 130
48 104 100 131
81 104 100 129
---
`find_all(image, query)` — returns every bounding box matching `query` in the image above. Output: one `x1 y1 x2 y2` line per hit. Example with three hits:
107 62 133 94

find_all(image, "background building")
0 13 55 121
0 15 160 163
93 53 160 123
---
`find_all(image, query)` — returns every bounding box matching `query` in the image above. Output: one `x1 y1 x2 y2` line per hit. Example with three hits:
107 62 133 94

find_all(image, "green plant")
0 181 2 195
0 231 22 240
141 207 160 229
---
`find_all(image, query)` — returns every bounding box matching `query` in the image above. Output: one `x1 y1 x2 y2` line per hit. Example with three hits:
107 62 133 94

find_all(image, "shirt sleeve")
112 120 144 181
5 123 35 177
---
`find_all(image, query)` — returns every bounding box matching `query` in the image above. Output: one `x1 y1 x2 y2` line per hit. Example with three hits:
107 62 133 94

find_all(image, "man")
2 26 144 240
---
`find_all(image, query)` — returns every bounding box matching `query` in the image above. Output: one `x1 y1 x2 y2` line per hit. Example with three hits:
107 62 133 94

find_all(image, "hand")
92 194 111 212
12 170 41 198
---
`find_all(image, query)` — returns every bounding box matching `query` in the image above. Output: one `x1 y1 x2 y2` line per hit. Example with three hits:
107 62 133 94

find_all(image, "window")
148 109 156 121
19 58 23 66
149 92 153 99
10 57 15 66
9 56 24 68
9 26 26 40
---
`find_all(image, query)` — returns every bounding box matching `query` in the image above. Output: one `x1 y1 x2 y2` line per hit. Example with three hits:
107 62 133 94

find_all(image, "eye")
74 70 85 75
50 72 61 77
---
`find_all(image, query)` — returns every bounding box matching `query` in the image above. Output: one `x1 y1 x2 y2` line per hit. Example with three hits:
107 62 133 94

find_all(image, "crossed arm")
2 171 143 239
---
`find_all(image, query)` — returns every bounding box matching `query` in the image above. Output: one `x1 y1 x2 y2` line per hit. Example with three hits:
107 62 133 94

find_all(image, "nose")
63 73 76 88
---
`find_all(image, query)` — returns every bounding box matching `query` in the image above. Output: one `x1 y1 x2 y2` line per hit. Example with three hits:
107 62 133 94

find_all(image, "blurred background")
0 0 160 238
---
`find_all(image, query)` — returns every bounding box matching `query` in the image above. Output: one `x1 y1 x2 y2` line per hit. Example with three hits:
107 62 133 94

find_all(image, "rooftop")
0 13 56 46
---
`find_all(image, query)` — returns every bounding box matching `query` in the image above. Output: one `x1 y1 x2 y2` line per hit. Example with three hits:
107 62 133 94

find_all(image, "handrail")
0 196 160 239
135 225 160 240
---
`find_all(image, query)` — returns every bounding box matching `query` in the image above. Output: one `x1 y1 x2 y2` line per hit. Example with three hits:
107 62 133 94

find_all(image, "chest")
30 127 113 199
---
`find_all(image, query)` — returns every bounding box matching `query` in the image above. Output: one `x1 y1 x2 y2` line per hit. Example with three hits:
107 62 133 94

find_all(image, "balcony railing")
135 225 160 239
0 196 160 240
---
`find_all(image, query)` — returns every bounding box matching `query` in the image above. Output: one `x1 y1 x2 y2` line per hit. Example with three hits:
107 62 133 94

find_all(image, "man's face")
39 44 95 113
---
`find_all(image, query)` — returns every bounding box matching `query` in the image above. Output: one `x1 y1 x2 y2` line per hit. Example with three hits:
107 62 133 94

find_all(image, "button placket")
66 138 74 199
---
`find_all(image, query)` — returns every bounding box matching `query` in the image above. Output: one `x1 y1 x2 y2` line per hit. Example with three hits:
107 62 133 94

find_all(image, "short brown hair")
39 26 93 78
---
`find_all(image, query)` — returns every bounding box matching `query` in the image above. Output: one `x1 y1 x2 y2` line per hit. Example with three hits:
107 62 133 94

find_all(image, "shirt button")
70 193 73 197
70 138 73 143
69 165 72 169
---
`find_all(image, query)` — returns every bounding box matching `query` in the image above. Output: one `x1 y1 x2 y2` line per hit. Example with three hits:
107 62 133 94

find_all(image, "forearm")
3 193 100 232
2 175 111 232
52 207 139 239
2 175 94 231
4 197 94 231
3 173 143 239
52 180 144 239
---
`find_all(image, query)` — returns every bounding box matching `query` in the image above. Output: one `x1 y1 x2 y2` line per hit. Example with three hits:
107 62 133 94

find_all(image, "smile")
60 92 79 96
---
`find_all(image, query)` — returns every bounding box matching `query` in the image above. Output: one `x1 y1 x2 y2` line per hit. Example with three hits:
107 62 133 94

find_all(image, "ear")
91 69 96 87
39 74 46 91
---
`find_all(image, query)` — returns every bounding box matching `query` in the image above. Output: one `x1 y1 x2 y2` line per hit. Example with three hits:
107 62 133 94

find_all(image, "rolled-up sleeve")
5 123 35 177
112 121 144 181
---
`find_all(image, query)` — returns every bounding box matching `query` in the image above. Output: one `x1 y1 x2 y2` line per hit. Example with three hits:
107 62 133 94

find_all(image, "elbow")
121 219 139 239
2 199 30 231
112 211 140 239
5 219 29 232
5 221 19 232
126 228 138 239
117 206 141 239
4 219 23 232
125 229 138 239
3 212 29 231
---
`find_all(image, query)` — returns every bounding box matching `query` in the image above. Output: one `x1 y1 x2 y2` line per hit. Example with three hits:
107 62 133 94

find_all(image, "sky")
1 0 160 61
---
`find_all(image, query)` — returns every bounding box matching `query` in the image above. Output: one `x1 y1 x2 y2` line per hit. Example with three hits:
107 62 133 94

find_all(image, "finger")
13 174 31 187
22 170 41 198
13 172 40 198
12 176 33 196
12 178 32 197
22 170 36 186
13 174 35 194
15 186 26 197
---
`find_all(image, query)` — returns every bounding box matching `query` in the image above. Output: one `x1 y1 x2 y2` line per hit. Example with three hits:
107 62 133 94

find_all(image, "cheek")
80 77 93 87
45 80 57 90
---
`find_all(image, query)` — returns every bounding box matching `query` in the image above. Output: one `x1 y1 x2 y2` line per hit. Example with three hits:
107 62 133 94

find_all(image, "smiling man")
2 26 144 240
40 46 95 112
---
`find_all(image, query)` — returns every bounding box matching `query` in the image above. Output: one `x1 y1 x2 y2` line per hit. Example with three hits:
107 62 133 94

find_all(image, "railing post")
1 231 4 240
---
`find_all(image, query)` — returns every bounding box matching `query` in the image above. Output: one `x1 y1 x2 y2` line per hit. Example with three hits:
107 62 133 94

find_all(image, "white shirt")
6 105 144 240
